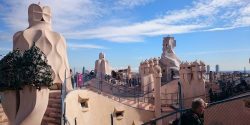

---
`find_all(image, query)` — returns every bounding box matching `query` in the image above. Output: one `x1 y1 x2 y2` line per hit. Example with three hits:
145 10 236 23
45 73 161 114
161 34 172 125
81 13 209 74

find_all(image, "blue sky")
0 0 250 72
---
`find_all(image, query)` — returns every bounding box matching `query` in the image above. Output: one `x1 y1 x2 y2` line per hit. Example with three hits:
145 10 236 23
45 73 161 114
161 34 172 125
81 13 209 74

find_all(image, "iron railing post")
178 81 182 125
61 70 66 125
111 114 113 125
75 117 77 125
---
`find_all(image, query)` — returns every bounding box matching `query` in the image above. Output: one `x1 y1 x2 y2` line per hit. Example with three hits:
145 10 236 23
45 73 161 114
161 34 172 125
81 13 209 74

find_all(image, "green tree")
0 45 53 91
22 45 53 90
0 49 23 91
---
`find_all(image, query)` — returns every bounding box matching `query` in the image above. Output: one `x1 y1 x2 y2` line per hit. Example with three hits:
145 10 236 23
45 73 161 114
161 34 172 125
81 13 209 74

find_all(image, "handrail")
85 84 154 111
208 92 250 107
62 101 72 125
142 109 188 125
142 92 250 125
61 70 66 125
93 77 155 97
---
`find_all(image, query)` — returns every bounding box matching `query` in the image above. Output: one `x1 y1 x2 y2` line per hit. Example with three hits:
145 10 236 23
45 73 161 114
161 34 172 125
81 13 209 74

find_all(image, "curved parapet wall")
64 89 154 125
13 3 72 90
205 93 250 125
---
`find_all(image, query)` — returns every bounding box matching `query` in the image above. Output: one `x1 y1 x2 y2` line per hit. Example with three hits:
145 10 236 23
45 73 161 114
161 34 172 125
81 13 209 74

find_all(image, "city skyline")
0 0 250 72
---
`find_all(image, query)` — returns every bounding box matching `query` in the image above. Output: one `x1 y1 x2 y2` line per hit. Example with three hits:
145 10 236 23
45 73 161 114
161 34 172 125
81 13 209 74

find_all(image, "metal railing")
61 70 73 125
83 79 155 110
142 92 250 125
78 73 160 110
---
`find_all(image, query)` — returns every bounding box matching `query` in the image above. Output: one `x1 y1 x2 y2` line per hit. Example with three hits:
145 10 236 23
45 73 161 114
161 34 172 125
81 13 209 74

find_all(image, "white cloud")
233 4 250 27
1 0 103 32
1 0 250 43
64 0 250 42
115 0 154 9
182 49 250 56
0 47 11 51
65 24 205 42
204 27 237 31
67 43 107 49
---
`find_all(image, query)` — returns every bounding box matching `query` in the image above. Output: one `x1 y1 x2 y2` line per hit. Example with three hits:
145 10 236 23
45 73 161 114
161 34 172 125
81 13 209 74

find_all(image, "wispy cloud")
67 43 107 49
182 49 250 56
115 0 154 9
1 0 250 43
65 24 205 42
233 4 250 27
204 27 238 32
1 0 103 32
64 0 250 42
0 47 11 51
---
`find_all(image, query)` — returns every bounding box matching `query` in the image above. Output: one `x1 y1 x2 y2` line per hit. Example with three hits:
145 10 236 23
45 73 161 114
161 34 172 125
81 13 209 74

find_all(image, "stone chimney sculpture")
0 3 73 125
95 52 112 79
13 3 72 91
159 36 181 82
179 60 206 108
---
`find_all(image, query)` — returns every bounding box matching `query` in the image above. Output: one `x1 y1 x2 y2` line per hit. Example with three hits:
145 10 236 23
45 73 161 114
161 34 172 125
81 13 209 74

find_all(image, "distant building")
207 65 210 73
216 65 219 73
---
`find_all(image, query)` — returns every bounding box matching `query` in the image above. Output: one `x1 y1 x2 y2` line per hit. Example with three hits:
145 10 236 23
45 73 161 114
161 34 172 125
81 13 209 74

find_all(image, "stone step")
47 112 61 119
48 103 61 109
42 116 60 125
49 91 61 99
42 91 62 125
48 98 61 104
45 107 61 114
49 95 61 99
42 123 60 125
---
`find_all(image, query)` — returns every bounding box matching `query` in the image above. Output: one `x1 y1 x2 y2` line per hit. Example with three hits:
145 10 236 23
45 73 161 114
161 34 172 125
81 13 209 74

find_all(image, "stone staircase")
0 104 8 125
42 90 61 125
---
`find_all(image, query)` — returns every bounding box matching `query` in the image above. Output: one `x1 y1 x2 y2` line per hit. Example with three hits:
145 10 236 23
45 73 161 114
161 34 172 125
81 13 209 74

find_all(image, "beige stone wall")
205 94 250 125
64 89 155 125
179 61 206 109
160 80 179 106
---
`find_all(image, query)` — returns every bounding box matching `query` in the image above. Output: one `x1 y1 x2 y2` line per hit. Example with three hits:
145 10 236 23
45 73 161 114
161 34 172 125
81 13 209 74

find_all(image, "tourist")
172 98 207 125
70 69 74 88
180 98 207 125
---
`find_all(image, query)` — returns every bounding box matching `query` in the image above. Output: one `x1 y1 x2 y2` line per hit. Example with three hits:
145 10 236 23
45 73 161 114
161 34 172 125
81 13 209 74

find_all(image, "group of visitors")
209 79 249 102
